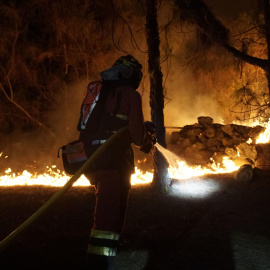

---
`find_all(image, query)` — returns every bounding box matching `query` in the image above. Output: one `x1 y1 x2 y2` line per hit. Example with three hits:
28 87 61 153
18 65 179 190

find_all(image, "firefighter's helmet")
100 55 143 88
113 55 142 72
113 55 143 87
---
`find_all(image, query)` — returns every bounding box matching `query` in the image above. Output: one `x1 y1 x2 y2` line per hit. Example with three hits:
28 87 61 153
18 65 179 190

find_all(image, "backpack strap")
79 81 102 131
111 91 129 121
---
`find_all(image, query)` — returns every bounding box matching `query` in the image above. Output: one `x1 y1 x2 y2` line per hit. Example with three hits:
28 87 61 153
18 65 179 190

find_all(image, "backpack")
58 81 129 175
58 81 104 175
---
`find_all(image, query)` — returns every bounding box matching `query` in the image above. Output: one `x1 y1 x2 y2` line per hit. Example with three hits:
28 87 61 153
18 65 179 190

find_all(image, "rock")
193 123 204 128
249 125 265 141
197 116 213 127
208 146 219 152
193 141 206 150
213 123 224 128
175 137 185 147
222 124 235 137
187 128 203 137
167 117 266 169
233 125 251 139
206 138 220 148
184 146 212 166
225 147 238 159
222 137 234 147
204 127 216 138
237 142 257 162
231 135 243 145
198 132 208 143
179 125 194 137
182 136 197 148
233 164 253 182
215 126 224 141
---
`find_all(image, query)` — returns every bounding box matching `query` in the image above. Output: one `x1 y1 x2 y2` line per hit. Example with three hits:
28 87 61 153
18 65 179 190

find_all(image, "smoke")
164 70 223 126
140 68 224 128
49 79 89 143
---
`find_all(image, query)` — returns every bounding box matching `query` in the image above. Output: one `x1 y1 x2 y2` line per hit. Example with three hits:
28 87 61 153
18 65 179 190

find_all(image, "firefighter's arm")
128 91 145 146
139 121 156 154
128 92 156 153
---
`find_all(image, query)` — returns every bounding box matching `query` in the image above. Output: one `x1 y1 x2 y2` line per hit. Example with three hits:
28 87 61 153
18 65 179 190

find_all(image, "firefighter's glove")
140 131 155 154
152 134 157 145
144 121 156 135
144 121 157 145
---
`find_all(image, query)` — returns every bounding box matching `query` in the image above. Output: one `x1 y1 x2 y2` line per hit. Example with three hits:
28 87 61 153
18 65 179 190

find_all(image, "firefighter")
77 55 155 270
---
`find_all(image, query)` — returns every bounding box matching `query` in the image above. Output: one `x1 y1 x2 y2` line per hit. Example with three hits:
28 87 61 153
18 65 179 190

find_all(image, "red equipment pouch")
66 141 87 164
59 140 88 175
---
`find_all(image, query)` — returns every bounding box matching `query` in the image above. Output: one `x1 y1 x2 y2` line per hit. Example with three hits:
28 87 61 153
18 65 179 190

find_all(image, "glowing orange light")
256 119 270 144
0 120 269 187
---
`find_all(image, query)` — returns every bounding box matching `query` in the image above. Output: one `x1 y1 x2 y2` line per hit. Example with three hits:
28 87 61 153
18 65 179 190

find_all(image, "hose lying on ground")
0 127 128 253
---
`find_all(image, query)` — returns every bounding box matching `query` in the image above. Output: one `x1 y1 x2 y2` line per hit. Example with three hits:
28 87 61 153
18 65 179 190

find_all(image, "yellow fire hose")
0 127 128 253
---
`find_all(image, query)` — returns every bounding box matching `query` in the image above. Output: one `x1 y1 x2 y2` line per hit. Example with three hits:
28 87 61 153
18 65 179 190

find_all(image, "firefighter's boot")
85 229 119 270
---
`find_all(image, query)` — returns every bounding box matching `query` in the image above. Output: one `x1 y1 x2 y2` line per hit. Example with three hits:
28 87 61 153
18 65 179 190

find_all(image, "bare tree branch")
0 24 55 137
222 43 268 69
0 82 56 138
111 0 147 53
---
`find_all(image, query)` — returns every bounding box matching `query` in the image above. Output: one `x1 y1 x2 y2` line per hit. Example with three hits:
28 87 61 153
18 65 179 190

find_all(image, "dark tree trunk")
262 0 270 100
145 0 169 192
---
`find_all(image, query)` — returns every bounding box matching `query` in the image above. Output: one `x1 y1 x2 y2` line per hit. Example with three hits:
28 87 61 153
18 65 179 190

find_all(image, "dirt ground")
0 171 270 270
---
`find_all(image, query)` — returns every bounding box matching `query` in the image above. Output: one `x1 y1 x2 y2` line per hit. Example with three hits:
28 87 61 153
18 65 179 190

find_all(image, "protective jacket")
77 80 145 174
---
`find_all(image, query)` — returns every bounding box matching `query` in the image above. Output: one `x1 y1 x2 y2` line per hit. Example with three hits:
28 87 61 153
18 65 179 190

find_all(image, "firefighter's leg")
85 230 120 270
85 169 130 270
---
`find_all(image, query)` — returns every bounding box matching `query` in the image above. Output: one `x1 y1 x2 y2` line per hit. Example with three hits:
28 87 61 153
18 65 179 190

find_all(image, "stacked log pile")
168 116 265 168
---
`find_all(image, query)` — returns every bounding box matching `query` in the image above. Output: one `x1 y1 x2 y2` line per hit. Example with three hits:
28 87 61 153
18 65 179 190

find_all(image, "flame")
0 157 238 187
0 120 270 187
235 118 270 144
0 156 239 187
0 166 151 187
256 119 270 144
163 153 239 181
131 167 153 185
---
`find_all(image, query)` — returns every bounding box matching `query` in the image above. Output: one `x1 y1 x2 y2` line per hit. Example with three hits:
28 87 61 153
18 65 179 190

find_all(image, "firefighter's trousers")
85 169 131 270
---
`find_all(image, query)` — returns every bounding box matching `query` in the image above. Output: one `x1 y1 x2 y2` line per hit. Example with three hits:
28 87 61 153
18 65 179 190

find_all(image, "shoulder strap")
78 81 102 131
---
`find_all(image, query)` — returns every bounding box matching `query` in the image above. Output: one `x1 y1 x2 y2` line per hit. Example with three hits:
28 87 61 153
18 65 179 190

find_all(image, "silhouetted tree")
146 0 169 192
175 0 270 119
